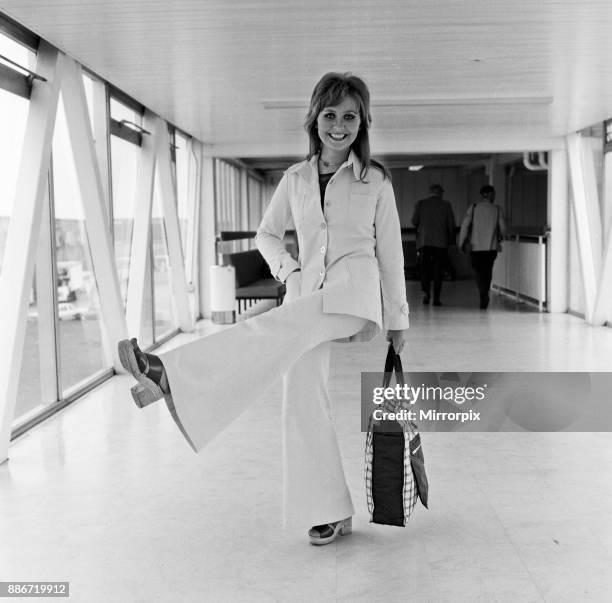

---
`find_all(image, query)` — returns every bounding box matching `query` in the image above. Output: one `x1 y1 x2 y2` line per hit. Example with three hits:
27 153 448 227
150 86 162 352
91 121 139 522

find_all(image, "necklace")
318 157 346 168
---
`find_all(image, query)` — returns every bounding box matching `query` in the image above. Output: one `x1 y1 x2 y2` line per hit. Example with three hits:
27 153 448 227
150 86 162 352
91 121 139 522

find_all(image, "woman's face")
316 95 361 155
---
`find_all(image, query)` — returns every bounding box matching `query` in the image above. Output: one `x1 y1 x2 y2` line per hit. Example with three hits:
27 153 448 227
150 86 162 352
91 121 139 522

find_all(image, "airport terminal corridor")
2 281 611 602
1 3 612 601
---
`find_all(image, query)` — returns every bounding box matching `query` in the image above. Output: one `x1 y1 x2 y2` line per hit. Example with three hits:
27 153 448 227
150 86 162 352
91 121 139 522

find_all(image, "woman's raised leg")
153 289 367 452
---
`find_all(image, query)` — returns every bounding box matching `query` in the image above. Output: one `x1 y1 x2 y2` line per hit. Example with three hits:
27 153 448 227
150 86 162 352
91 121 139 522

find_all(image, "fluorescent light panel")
263 96 552 109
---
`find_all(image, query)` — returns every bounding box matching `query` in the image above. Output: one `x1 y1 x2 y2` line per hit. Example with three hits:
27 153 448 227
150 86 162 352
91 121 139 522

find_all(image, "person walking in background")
411 183 456 306
458 184 507 309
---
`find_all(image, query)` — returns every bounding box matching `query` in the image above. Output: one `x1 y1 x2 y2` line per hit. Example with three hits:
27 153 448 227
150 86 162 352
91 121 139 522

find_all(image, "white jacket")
255 151 409 343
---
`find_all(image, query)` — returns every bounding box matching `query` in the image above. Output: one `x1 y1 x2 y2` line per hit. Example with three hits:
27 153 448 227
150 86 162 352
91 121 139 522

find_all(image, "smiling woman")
118 71 410 547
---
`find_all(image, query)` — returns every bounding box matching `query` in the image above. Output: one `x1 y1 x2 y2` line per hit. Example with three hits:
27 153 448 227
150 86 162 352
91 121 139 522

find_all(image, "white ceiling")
2 0 611 160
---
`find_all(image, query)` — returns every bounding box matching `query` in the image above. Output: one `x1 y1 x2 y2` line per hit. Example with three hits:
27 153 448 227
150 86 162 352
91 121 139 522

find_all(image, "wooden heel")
130 384 161 408
339 517 352 535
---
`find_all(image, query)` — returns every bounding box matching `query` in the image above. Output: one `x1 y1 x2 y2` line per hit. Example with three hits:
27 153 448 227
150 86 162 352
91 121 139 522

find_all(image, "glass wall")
248 176 263 230
1 16 203 434
215 159 242 232
17 280 45 416
15 207 56 419
51 95 108 393
1 30 58 420
140 246 154 348
0 33 33 278
175 131 200 318
111 133 140 306
110 96 143 306
215 159 250 253
151 179 175 340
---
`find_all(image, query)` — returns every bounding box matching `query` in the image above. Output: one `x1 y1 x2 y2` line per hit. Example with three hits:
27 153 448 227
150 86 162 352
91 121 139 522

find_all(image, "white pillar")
593 151 612 325
566 133 602 323
603 152 612 324
199 154 217 318
186 138 202 321
547 148 569 313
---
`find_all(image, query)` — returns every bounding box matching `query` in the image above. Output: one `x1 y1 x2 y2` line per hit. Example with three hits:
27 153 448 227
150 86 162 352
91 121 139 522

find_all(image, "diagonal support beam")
0 43 64 463
154 118 194 332
60 57 128 367
566 133 602 323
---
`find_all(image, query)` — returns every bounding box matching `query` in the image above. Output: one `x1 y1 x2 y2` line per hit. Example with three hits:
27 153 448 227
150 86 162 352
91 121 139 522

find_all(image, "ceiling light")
409 165 424 171
262 96 552 109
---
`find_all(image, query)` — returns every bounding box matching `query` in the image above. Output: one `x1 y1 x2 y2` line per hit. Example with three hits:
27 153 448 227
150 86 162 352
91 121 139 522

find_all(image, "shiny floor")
2 281 612 602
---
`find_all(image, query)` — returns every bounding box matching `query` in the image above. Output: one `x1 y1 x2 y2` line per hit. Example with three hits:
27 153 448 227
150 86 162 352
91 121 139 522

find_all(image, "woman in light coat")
458 184 507 309
118 72 409 545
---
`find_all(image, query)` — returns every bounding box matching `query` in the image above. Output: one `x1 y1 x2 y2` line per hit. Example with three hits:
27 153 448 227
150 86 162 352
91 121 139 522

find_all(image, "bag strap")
383 342 405 387
469 203 477 226
464 203 476 242
496 205 502 241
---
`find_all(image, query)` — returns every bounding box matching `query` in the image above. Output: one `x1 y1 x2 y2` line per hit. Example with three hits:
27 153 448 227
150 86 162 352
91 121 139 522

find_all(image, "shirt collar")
288 149 362 183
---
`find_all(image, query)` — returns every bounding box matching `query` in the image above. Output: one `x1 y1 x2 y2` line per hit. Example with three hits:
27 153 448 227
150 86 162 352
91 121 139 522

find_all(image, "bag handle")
383 342 405 387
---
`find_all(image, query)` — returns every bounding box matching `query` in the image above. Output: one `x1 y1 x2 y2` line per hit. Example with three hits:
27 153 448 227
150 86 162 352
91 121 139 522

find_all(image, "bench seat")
224 249 286 313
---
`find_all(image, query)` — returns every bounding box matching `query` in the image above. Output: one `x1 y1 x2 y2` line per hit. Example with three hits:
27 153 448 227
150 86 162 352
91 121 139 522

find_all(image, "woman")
458 184 507 309
118 72 409 545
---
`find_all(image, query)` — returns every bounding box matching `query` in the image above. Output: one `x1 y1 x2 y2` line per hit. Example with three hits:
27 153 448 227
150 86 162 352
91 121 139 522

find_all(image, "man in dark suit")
411 184 456 306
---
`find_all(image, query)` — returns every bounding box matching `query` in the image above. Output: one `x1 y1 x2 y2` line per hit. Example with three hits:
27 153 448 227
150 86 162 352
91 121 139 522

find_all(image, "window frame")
0 14 39 99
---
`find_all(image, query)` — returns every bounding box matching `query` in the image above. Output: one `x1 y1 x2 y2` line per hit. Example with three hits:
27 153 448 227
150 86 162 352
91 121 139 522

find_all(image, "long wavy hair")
304 72 390 181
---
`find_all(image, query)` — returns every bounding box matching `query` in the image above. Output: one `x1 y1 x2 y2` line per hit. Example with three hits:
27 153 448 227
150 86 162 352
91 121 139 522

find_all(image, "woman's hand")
284 269 301 303
386 329 409 354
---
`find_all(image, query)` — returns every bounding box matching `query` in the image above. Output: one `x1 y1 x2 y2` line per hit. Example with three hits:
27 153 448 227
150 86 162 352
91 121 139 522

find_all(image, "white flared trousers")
158 288 368 527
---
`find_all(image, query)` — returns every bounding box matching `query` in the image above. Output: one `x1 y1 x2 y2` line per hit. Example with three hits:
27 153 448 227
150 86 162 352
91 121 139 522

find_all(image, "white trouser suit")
159 152 409 528
160 289 367 527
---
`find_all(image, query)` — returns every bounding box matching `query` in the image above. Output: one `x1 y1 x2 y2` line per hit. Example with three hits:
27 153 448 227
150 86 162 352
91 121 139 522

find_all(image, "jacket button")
319 270 325 277
320 222 326 230
320 246 326 253
401 303 408 315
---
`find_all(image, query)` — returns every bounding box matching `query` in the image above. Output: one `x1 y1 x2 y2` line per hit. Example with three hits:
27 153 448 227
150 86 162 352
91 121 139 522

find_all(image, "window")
51 95 108 393
0 32 33 277
110 134 140 306
109 93 145 308
151 177 175 340
15 198 57 421
248 176 264 230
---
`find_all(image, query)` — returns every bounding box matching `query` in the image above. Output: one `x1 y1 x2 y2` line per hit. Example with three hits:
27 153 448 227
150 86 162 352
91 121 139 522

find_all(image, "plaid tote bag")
365 344 429 526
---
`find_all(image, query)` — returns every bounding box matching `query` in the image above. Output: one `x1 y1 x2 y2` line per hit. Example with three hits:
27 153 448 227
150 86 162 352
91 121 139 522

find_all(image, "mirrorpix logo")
365 372 488 430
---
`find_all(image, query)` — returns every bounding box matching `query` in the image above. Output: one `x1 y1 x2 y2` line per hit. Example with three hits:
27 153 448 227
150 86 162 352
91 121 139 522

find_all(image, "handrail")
501 233 548 243
218 230 298 241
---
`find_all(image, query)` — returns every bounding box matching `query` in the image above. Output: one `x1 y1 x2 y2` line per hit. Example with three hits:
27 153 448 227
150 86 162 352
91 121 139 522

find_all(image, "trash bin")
210 264 236 324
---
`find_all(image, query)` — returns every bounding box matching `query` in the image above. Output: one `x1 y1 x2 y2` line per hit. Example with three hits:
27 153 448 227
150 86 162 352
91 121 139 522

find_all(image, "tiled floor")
2 281 612 602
